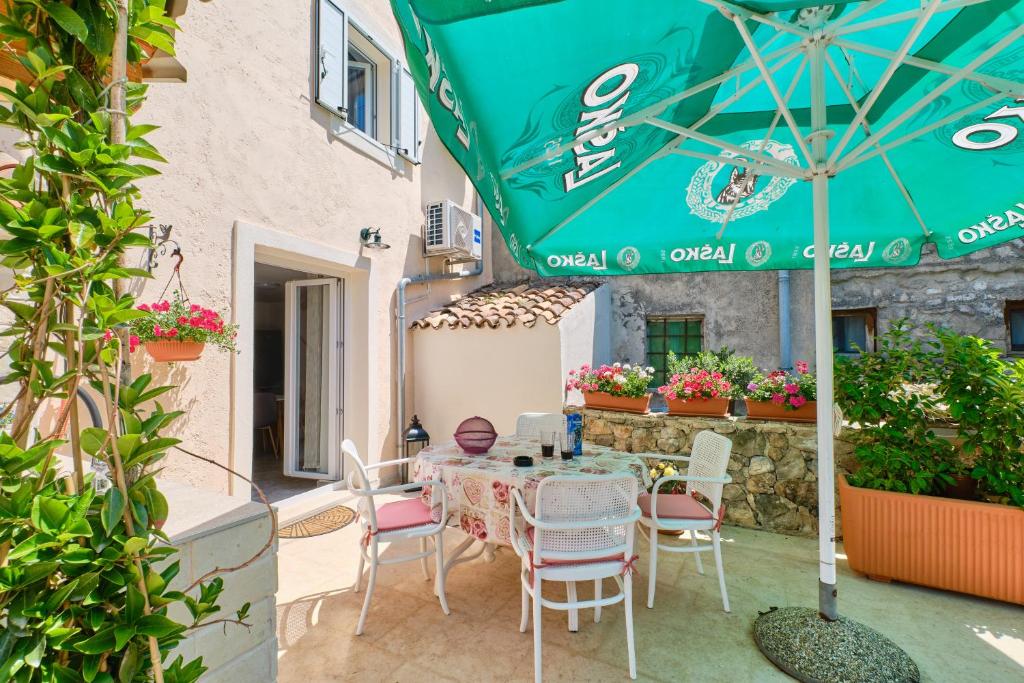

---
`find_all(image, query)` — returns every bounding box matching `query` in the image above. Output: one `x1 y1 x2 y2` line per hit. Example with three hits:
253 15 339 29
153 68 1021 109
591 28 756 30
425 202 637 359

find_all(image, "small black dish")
513 455 534 468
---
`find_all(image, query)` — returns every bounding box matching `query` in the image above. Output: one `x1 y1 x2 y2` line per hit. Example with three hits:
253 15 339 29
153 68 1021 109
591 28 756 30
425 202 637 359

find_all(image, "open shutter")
316 0 347 116
397 66 421 163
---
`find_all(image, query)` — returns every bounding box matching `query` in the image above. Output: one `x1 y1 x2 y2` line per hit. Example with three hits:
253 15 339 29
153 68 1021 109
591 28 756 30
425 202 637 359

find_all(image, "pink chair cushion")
638 493 713 521
374 498 434 532
525 527 623 565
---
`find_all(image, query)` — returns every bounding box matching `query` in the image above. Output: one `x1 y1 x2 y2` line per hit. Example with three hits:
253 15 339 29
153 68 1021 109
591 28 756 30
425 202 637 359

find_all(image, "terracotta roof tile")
411 281 601 330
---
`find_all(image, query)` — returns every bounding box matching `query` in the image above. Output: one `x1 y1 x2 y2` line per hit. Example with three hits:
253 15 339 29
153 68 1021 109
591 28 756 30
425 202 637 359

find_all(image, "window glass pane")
668 337 684 354
647 320 664 337
686 337 702 354
667 320 684 336
833 314 869 353
686 320 702 336
648 337 664 353
347 49 372 134
1011 309 1024 350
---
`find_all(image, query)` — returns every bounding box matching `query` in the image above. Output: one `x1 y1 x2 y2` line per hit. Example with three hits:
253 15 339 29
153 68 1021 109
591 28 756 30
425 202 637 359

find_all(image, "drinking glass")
561 431 576 460
540 431 554 459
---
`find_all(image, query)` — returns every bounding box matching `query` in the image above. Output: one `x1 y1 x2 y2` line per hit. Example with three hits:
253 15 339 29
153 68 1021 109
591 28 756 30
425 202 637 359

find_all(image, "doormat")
278 505 356 539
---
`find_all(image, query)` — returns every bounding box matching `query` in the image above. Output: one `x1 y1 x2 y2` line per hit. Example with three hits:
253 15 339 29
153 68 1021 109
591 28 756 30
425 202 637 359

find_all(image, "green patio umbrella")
390 0 1024 677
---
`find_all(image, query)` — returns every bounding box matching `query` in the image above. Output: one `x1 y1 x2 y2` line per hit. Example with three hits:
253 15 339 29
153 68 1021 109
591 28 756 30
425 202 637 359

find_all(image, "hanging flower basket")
144 341 205 363
666 397 731 417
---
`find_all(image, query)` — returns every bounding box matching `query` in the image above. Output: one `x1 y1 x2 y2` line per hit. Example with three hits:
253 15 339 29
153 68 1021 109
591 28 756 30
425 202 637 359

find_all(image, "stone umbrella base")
753 607 919 682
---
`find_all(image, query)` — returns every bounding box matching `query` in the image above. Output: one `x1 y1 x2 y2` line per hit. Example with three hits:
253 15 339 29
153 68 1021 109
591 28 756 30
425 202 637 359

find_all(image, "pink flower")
103 329 113 342
790 396 807 408
129 335 140 353
167 328 178 337
784 383 799 394
771 393 785 405
153 324 163 337
796 360 809 374
138 304 150 312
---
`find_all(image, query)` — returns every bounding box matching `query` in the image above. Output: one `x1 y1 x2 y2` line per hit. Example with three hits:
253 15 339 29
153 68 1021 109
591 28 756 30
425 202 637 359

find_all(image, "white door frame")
284 278 341 480
231 221 373 498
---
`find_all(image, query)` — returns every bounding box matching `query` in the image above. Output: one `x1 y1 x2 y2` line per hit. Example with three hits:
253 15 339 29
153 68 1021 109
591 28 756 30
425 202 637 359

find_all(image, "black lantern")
403 415 430 483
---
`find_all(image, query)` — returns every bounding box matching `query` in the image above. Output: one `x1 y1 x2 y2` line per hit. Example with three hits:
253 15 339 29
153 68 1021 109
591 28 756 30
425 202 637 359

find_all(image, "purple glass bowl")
454 416 498 454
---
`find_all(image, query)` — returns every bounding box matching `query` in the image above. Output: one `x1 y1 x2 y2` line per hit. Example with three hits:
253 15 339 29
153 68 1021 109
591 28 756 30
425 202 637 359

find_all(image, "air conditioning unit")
424 199 482 260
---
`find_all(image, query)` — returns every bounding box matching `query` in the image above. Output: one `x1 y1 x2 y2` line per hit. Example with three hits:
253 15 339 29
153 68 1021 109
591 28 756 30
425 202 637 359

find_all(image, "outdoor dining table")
412 436 653 579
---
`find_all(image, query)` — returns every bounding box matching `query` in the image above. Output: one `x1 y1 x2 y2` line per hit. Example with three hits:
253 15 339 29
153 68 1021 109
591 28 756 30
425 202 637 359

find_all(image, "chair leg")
624 573 637 680
593 579 602 623
419 537 431 581
353 546 365 593
520 578 529 633
691 530 705 575
533 574 543 683
267 426 279 458
567 581 578 632
355 540 378 635
712 530 730 613
647 530 658 609
435 532 450 615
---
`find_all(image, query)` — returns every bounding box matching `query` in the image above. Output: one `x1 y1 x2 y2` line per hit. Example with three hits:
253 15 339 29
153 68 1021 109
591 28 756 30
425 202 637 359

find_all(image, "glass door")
284 279 341 480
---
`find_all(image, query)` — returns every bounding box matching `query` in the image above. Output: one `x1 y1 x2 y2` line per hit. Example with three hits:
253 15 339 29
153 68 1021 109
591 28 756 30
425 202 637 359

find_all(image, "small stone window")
1007 301 1024 354
833 308 876 355
646 316 703 386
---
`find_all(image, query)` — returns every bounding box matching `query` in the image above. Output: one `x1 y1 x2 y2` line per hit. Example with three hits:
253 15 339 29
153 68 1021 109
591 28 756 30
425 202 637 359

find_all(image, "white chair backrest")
687 431 732 510
532 474 638 561
342 439 377 530
515 412 567 438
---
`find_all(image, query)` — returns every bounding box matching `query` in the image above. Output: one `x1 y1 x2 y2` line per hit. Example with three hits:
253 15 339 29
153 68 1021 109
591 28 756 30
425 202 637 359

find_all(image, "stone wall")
574 407 857 537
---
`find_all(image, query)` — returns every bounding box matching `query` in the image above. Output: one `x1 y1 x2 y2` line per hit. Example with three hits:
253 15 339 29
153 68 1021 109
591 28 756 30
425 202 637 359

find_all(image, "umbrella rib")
832 37 1024 98
826 0 944 169
700 0 811 40
836 91 1007 173
497 40 798 181
832 0 992 37
669 148 806 179
527 52 804 253
824 51 932 237
826 0 889 32
646 119 806 177
716 57 809 241
837 24 1024 169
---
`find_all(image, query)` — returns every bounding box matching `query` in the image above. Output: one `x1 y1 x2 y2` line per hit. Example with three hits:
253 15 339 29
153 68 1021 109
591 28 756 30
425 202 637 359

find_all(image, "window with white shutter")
314 1 419 166
396 67 422 163
315 0 347 116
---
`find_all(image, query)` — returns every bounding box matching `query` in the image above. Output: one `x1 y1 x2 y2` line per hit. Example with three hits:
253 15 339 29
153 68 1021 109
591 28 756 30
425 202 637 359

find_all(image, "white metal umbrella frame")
501 0 1024 623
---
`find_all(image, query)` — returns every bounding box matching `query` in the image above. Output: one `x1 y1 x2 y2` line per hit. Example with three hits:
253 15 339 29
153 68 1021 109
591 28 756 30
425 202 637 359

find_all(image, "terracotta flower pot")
583 391 650 414
839 476 1024 605
744 399 817 422
144 341 205 362
666 397 730 417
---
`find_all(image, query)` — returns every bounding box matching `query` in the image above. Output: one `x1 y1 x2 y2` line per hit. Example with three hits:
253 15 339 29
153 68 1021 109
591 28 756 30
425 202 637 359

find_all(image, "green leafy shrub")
668 347 756 399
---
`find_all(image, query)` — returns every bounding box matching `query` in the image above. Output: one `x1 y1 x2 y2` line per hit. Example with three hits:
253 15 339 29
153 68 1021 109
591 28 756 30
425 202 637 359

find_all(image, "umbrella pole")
808 33 838 620
753 35 918 683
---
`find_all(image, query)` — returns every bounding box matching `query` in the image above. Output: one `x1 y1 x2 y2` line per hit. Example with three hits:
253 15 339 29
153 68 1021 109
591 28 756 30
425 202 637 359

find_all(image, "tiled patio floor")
275 493 1023 682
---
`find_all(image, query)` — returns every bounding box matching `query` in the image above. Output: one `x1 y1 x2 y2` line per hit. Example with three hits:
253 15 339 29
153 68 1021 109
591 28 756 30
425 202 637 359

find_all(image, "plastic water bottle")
566 412 583 456
92 456 112 493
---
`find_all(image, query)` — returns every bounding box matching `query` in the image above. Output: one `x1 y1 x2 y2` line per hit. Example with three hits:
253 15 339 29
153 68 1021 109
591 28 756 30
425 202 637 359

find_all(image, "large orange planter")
744 399 816 422
839 476 1024 605
583 391 650 414
666 397 730 417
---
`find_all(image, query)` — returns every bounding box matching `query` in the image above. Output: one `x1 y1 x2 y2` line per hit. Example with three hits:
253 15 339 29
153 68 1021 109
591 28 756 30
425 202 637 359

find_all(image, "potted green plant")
657 368 731 416
131 295 238 362
836 322 1024 605
744 361 817 421
566 362 652 414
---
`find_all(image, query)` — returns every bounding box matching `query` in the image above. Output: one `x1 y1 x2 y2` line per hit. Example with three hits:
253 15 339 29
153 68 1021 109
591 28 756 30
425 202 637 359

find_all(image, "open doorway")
253 263 344 502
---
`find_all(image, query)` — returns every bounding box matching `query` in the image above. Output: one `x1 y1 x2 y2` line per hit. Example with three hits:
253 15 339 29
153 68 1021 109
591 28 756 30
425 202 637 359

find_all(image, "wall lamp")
360 227 390 250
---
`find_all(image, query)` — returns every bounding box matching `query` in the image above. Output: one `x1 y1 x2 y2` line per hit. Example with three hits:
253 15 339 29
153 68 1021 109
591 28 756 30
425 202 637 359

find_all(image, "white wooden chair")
510 474 641 682
514 412 567 439
639 431 733 612
343 439 450 635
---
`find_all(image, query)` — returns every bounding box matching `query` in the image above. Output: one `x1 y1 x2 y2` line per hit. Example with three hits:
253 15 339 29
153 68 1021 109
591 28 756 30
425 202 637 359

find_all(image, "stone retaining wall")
571 407 858 537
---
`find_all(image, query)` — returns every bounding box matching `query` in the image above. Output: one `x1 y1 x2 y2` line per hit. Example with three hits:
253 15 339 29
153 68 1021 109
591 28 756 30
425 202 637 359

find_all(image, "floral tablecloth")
412 437 652 547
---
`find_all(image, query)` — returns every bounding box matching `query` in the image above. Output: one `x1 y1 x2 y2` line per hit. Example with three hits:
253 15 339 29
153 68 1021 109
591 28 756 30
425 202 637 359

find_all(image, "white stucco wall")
411 324 563 440
121 0 490 493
